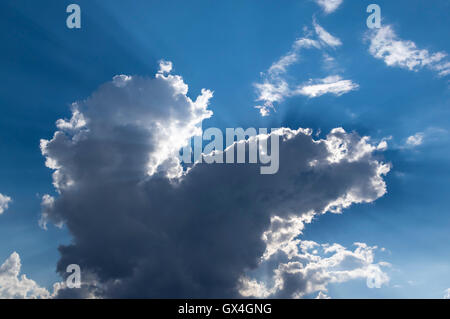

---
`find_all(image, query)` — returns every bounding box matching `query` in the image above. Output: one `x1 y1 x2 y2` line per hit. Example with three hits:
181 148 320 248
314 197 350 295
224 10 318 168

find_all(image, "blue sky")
0 0 449 298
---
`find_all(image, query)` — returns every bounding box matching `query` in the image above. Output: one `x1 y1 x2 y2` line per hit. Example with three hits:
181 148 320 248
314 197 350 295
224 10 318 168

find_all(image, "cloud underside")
240 218 389 298
368 25 450 76
35 62 391 298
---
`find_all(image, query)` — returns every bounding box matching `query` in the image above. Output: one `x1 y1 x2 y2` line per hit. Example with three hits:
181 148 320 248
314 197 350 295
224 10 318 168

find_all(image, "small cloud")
444 288 450 299
367 25 450 76
396 128 448 150
295 75 359 98
313 20 342 47
314 0 343 14
316 291 331 299
322 53 342 72
158 59 173 74
112 75 132 88
406 133 425 147
0 193 12 215
377 140 388 151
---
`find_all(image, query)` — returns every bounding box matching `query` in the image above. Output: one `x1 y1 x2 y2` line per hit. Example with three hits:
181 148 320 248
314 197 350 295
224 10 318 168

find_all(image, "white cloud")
322 53 339 71
238 136 391 298
313 21 342 47
296 75 359 98
0 252 51 299
254 21 356 116
239 214 390 298
368 25 450 76
401 128 448 149
389 128 448 151
377 140 388 151
444 288 450 299
39 194 62 230
316 291 331 299
41 60 213 196
268 52 300 75
0 193 12 215
157 59 173 74
314 0 343 14
406 132 425 147
112 74 132 88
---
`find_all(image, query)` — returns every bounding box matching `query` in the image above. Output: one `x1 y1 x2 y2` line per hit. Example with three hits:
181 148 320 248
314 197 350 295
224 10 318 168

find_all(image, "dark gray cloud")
39 62 389 298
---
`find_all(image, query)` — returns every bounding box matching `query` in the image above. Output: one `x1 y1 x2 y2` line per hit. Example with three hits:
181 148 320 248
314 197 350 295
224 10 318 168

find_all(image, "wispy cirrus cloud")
254 21 358 116
367 25 450 76
313 20 342 47
295 75 359 98
254 38 320 116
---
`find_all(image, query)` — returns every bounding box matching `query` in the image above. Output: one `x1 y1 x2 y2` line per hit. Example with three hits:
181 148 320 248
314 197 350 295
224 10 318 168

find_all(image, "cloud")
0 252 51 298
314 0 343 14
239 214 390 298
255 22 355 116
158 59 173 74
255 38 322 115
295 75 359 98
367 26 450 76
316 291 331 299
406 133 425 147
313 20 342 47
403 128 448 149
39 194 60 230
444 288 450 299
40 60 213 190
40 62 390 298
0 193 12 215
377 140 388 151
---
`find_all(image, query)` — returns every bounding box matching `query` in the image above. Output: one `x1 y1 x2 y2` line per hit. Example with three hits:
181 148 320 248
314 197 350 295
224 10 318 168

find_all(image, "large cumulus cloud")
39 61 390 298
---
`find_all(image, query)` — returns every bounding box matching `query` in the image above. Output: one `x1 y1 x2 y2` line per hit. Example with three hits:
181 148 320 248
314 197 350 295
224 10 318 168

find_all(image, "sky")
0 0 449 299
